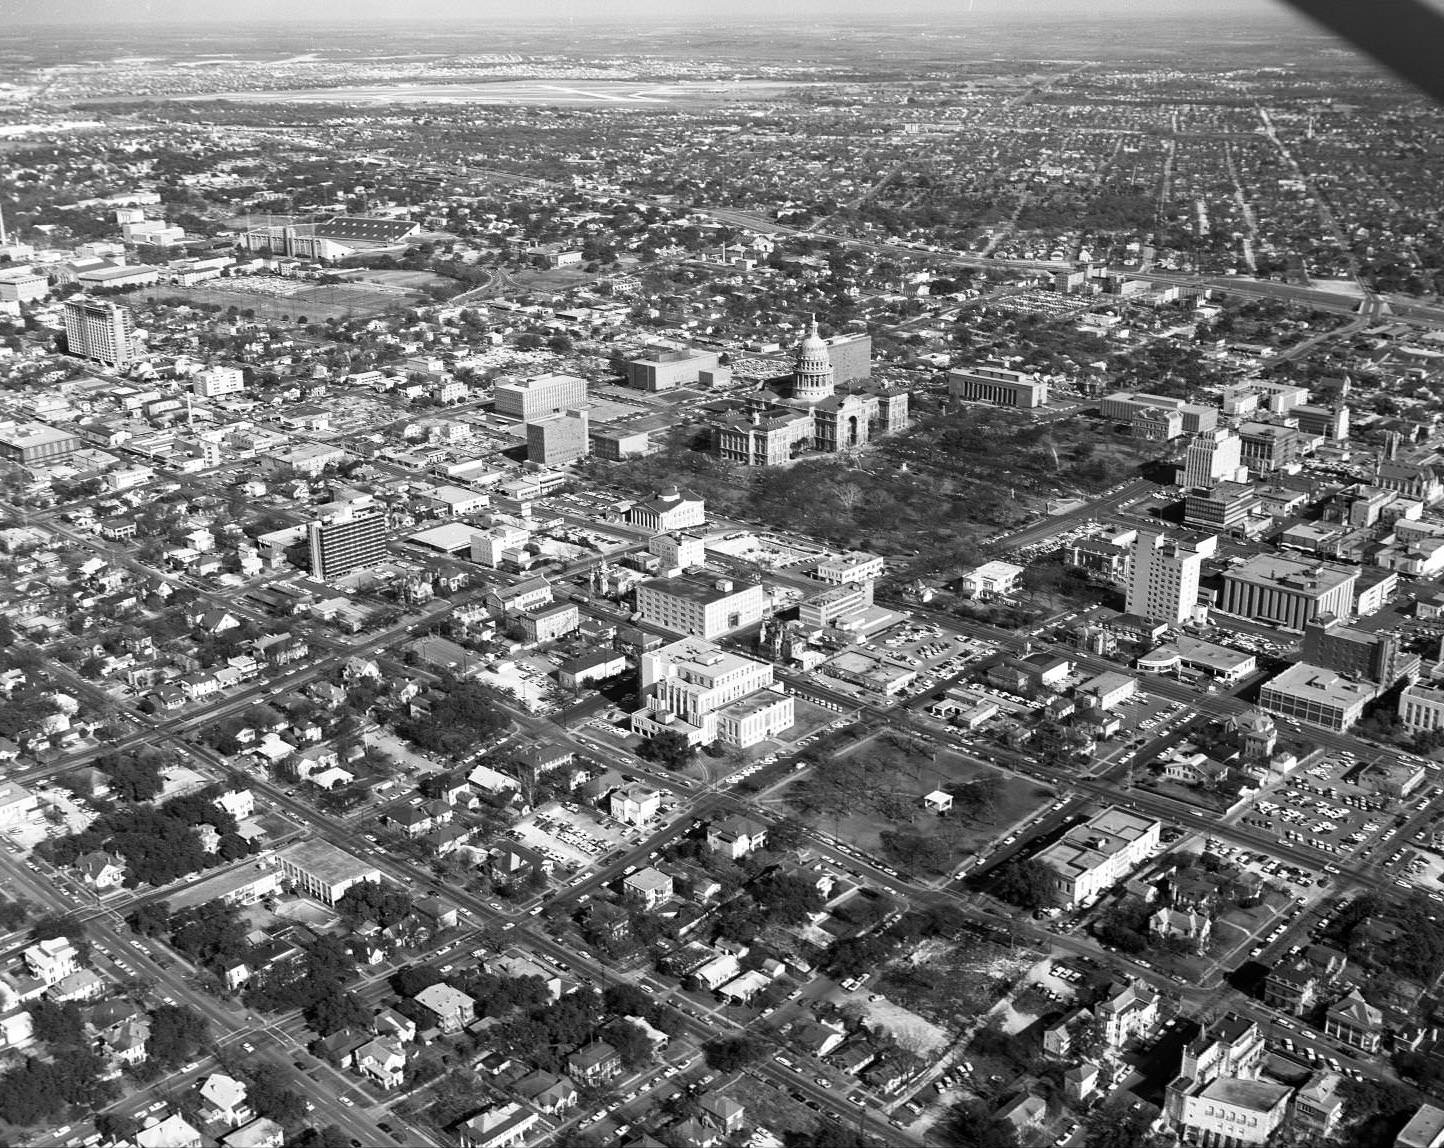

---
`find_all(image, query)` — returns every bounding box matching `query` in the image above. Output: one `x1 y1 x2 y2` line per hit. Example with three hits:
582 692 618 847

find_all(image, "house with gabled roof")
1324 988 1382 1053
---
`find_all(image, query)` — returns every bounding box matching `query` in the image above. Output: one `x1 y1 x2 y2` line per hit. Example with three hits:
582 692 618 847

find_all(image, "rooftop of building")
0 422 78 447
1397 1102 1444 1148
1037 807 1161 880
654 636 759 679
1226 553 1358 594
495 372 589 393
640 571 758 606
1196 1077 1291 1111
1263 662 1377 709
274 839 377 884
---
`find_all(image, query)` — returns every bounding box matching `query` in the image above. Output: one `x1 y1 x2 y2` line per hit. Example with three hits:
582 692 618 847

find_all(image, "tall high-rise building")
62 296 139 368
525 409 590 466
493 373 589 421
308 496 387 582
1181 427 1245 490
1125 531 1217 624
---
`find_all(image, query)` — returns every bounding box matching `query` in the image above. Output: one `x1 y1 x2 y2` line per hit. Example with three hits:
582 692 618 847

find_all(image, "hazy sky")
6 0 1292 26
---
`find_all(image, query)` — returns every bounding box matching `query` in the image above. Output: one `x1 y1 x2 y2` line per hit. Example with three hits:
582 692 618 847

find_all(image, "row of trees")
45 783 252 886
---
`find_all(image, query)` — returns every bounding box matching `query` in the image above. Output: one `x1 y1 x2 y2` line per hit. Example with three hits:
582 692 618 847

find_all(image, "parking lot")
1230 748 1435 868
1104 694 1195 767
507 799 640 870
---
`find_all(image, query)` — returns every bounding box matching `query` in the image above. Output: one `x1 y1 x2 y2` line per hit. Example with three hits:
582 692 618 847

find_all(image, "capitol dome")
791 316 835 401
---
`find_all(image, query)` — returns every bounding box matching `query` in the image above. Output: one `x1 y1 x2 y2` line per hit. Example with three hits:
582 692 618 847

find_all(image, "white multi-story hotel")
1126 531 1217 624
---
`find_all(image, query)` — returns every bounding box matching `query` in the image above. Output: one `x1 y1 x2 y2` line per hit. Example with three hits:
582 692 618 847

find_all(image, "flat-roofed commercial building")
1396 1102 1444 1148
1258 663 1377 731
192 365 245 398
274 840 381 906
799 581 874 631
1184 482 1263 534
635 572 765 639
0 268 48 303
1135 634 1256 684
1099 392 1217 434
1303 615 1418 686
525 409 589 466
1220 555 1358 632
0 782 37 826
0 421 81 465
493 373 588 421
1399 680 1444 734
1238 420 1307 473
624 346 721 392
816 551 885 585
589 425 652 461
1035 806 1162 908
947 364 1048 408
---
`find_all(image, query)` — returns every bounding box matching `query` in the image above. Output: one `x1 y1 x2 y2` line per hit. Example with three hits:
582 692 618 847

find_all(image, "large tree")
989 858 1057 911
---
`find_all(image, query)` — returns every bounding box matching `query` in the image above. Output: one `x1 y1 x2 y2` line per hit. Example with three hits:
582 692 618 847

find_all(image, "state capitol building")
711 319 910 467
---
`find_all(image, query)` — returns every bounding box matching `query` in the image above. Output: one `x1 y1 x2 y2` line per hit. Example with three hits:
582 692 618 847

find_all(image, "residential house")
1324 988 1382 1053
1293 1071 1346 1139
623 867 674 910
1065 1063 1100 1104
198 1073 251 1127
135 1114 203 1148
101 1011 150 1063
219 1117 285 1148
457 1102 541 1148
997 1094 1046 1137
1095 980 1158 1049
50 968 106 1002
514 1071 578 1116
373 1007 418 1044
25 937 79 985
355 1036 407 1089
414 982 476 1034
706 815 768 859
567 1040 622 1086
1262 959 1318 1015
1150 906 1211 954
76 850 125 889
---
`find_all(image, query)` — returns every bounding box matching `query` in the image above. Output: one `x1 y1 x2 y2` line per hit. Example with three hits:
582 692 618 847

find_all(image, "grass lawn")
780 730 1053 873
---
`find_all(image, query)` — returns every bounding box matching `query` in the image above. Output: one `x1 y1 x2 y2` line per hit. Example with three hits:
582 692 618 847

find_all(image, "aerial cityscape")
3 3 1444 1148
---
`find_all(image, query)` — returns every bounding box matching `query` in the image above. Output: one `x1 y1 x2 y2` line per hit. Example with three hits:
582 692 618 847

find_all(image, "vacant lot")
882 934 1040 1033
144 280 422 320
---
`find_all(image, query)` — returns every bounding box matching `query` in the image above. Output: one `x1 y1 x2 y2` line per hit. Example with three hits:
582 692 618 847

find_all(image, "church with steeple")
711 317 910 467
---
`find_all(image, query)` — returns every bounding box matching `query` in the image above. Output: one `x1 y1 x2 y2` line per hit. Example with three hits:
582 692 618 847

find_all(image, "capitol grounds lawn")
777 729 1053 876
